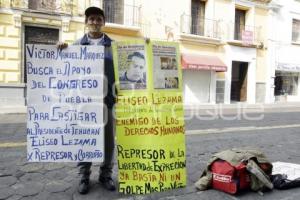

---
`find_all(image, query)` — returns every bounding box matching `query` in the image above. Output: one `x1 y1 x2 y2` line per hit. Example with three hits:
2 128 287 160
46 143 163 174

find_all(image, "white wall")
265 7 277 103
140 0 186 39
266 0 300 102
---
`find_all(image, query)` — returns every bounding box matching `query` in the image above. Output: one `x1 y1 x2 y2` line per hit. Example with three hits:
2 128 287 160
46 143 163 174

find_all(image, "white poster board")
26 45 104 162
272 162 300 180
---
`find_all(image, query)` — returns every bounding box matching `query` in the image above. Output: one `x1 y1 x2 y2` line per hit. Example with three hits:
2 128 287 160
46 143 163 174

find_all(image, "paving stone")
19 172 47 183
14 170 25 179
63 163 77 168
47 193 72 200
63 174 76 183
133 195 153 200
43 163 65 171
15 157 27 166
66 167 78 175
0 187 14 199
1 157 20 164
44 180 72 193
20 163 44 173
6 195 23 200
45 169 69 180
158 197 177 200
18 196 39 200
32 191 51 200
0 176 18 189
0 170 8 177
0 166 18 177
72 181 104 200
12 181 44 196
64 186 77 196
63 168 77 181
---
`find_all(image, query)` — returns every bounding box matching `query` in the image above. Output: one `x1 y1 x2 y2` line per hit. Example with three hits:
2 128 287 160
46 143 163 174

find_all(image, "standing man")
58 6 116 194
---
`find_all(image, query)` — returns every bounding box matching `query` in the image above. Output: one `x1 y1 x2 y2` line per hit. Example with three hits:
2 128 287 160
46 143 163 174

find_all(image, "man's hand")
56 42 68 50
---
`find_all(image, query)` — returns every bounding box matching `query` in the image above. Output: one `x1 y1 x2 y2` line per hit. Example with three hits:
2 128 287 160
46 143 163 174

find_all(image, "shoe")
99 176 116 191
78 179 90 194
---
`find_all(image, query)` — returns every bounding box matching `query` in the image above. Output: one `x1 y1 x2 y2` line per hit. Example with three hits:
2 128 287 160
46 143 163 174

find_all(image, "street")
0 110 300 200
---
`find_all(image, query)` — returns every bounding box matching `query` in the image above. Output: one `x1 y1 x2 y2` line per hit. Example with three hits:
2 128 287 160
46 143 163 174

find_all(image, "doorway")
231 61 248 102
24 26 59 105
24 26 59 83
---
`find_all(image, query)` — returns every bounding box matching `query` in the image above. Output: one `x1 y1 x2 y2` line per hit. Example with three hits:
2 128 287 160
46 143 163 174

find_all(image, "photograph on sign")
152 45 179 89
117 45 147 90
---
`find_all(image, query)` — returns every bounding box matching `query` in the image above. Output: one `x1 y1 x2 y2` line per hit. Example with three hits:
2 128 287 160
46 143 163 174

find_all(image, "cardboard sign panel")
26 45 104 162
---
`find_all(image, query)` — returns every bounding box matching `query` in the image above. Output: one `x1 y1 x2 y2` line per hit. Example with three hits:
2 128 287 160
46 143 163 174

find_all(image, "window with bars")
275 72 299 96
24 26 59 83
234 8 246 40
191 0 205 35
216 80 225 103
28 0 57 10
103 0 124 24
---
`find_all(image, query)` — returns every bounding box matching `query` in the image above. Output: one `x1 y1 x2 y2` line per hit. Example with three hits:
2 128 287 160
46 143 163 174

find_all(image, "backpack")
211 159 273 194
211 160 250 194
195 149 274 194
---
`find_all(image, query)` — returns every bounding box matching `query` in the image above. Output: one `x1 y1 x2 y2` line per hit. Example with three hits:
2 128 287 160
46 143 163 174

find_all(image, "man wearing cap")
58 6 116 194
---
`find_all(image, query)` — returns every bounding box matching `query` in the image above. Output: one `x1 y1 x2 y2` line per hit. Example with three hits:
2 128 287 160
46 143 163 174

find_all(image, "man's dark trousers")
77 108 115 179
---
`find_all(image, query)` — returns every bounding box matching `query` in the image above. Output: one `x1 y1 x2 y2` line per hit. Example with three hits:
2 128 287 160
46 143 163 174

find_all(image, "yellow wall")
255 7 269 82
255 7 268 45
256 49 267 82
180 43 221 57
0 13 21 83
215 0 233 22
63 21 85 44
0 13 83 83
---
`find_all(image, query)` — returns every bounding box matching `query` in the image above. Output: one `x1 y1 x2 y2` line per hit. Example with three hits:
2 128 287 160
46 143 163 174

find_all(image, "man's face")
86 14 104 33
127 56 145 82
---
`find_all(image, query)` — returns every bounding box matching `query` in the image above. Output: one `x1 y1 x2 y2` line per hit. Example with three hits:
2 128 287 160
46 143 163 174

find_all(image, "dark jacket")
73 33 116 108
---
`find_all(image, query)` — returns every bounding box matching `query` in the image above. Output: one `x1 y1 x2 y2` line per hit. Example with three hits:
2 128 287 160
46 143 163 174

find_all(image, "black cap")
85 7 105 18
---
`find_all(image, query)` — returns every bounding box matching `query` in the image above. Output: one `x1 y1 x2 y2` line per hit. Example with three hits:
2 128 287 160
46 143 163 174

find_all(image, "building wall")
0 13 21 83
254 5 269 103
222 0 269 104
0 11 25 105
224 45 257 104
266 0 300 102
255 7 268 82
0 0 273 108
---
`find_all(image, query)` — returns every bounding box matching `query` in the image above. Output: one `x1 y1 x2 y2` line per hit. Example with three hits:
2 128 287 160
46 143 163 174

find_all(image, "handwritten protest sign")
113 41 186 194
26 45 104 162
